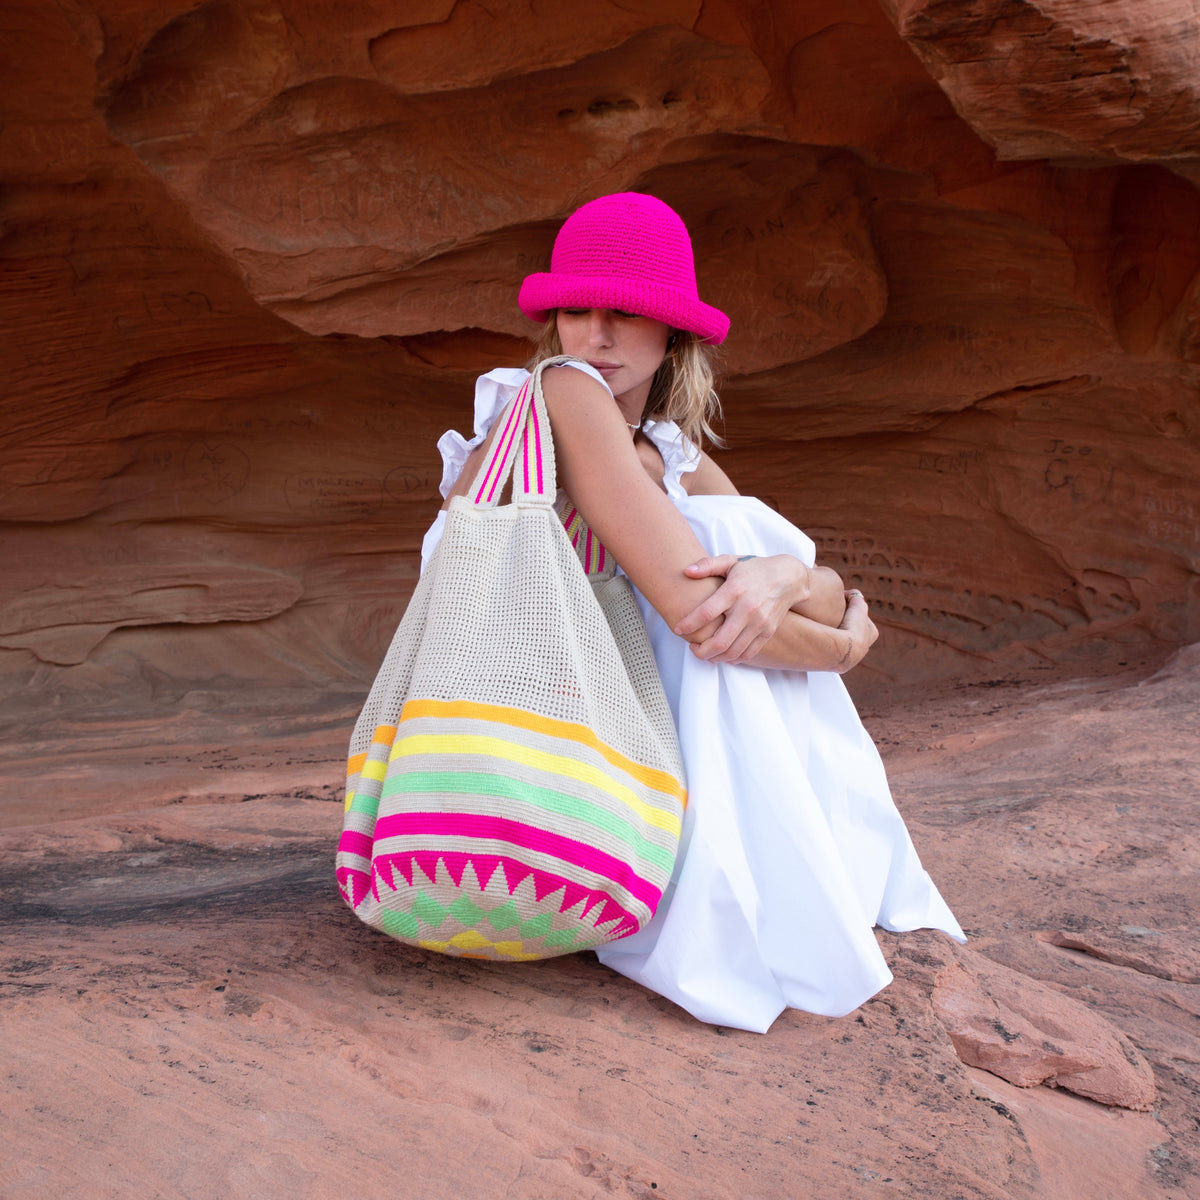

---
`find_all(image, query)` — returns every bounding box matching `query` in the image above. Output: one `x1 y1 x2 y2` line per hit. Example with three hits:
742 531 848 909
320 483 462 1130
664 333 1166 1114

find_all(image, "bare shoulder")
684 449 740 496
540 360 609 405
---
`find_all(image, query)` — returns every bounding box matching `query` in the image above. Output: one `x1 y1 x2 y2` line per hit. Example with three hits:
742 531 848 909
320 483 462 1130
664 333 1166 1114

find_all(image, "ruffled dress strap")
420 360 612 573
640 419 701 503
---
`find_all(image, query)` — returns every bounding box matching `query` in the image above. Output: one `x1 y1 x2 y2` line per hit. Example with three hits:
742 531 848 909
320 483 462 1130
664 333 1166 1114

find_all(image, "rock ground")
2 650 1196 1199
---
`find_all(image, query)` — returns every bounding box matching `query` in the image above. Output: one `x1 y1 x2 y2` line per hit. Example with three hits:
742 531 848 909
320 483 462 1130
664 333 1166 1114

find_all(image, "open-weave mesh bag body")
336 357 686 961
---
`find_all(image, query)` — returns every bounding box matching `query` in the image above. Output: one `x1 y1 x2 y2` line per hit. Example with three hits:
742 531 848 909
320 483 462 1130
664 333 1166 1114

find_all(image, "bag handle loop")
465 355 585 510
462 356 617 580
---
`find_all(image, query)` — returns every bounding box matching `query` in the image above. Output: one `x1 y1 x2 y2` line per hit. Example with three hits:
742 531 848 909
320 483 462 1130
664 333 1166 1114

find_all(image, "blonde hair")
528 318 724 449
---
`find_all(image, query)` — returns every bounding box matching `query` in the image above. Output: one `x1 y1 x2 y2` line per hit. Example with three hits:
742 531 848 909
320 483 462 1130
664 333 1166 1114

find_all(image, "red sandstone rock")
2 663 1196 1197
2 1 1199 762
881 0 1200 172
1040 929 1200 986
932 952 1157 1110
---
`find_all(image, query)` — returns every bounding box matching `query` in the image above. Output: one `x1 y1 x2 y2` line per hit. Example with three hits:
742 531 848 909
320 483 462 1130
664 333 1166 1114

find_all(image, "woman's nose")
586 310 613 345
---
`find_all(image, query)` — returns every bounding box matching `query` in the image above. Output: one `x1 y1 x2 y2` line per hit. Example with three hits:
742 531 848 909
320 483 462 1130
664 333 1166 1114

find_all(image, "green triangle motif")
518 912 552 939
541 927 584 949
484 900 521 932
448 895 486 925
380 907 420 940
412 889 448 925
371 855 643 960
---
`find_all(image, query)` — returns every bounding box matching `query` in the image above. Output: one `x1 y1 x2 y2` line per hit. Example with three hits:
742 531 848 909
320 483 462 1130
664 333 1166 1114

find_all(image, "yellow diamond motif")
493 941 543 961
448 929 494 950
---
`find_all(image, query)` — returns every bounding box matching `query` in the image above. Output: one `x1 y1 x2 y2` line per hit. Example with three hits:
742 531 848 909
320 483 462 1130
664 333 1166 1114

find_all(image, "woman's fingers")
834 590 877 671
677 555 801 652
688 593 778 662
673 587 733 637
694 628 771 664
683 555 741 579
681 591 771 653
843 590 878 642
674 557 744 635
676 555 759 634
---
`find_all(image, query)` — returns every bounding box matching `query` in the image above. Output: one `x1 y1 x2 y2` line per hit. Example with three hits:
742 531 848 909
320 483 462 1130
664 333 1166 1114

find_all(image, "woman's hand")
680 573 878 672
674 555 853 664
832 589 878 673
674 554 809 664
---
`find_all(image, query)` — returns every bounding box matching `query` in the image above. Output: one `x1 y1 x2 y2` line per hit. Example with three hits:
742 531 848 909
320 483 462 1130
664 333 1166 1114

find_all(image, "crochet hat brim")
518 273 730 345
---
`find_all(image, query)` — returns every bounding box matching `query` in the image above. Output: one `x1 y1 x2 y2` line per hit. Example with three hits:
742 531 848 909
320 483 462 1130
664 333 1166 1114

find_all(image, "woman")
424 192 963 1033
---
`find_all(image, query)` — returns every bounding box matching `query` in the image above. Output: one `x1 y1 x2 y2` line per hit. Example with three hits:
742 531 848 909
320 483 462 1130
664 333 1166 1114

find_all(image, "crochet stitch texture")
519 192 730 344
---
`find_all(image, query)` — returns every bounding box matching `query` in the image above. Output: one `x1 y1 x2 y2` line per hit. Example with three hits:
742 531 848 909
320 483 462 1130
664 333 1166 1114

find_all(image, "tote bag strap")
466 356 579 510
555 496 615 579
463 356 617 579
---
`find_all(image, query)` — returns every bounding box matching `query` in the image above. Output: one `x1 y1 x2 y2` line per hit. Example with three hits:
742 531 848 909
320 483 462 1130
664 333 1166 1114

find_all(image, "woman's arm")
543 367 874 672
675 555 849 661
695 590 877 671
542 367 725 639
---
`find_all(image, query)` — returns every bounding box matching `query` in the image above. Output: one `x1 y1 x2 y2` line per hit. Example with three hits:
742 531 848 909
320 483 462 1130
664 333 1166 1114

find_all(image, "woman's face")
555 308 671 419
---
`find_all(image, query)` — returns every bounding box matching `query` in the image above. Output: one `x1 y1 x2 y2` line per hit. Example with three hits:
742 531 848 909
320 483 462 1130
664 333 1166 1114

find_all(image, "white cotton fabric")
423 366 965 1032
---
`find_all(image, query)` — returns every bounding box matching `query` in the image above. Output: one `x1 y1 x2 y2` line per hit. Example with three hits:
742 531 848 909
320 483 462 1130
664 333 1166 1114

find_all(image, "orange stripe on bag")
346 723 398 779
399 699 686 805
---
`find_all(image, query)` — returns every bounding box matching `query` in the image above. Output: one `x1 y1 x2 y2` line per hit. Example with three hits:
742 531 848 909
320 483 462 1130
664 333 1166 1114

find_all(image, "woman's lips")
587 360 619 375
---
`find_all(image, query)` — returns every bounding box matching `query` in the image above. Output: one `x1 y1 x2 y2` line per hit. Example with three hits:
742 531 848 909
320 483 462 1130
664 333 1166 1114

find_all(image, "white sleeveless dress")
422 364 965 1033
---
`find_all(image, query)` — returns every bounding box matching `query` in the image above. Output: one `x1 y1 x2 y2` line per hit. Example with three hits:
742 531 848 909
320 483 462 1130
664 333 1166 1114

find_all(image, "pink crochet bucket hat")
518 192 730 344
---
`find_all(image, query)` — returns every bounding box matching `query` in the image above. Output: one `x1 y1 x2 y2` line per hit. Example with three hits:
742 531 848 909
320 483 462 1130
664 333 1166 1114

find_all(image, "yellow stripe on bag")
389 733 683 838
398 699 686 804
345 724 400 811
346 724 399 781
360 759 389 783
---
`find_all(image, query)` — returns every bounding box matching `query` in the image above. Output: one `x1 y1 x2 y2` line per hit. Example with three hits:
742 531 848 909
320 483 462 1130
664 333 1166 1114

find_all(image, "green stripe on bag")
382 768 676 875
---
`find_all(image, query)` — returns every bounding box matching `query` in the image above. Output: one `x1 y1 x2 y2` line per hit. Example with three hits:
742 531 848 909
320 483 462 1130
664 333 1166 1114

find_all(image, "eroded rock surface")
2 658 1196 1197
931 950 1156 1109
2 3 1198 756
881 0 1200 170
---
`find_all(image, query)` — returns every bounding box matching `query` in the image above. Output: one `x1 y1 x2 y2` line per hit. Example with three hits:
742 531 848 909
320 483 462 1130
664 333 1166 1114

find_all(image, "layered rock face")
3 0 1199 735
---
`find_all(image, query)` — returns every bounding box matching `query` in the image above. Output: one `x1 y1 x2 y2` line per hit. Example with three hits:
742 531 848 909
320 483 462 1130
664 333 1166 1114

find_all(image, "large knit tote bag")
336 356 687 961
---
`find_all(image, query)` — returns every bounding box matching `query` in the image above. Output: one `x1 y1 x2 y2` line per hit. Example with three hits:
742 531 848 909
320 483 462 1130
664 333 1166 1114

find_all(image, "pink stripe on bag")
338 828 374 859
491 380 534 502
522 390 541 497
474 404 517 504
373 811 662 909
530 400 544 494
475 381 529 504
486 383 528 503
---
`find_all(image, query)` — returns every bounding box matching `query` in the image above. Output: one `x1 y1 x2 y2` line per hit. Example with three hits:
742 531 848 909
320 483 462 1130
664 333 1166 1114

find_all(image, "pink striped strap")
558 502 611 577
473 379 531 505
462 357 590 513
